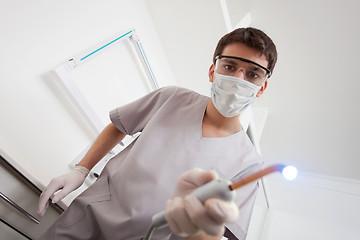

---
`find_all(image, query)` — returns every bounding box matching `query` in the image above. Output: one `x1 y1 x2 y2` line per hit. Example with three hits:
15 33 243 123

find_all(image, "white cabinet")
0 156 61 239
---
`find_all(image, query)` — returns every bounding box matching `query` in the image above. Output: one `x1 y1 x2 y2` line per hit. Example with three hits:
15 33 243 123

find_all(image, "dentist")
38 27 277 240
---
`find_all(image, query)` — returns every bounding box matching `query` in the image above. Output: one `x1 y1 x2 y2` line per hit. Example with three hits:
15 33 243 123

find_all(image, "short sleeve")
109 86 179 135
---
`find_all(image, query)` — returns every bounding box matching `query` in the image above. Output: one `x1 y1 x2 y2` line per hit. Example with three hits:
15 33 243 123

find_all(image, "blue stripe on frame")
80 30 133 61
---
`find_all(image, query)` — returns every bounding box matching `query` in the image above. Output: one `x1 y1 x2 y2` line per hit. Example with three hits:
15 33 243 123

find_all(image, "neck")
202 100 243 137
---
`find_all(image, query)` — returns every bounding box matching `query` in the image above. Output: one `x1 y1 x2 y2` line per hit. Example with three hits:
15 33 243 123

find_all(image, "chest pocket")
59 176 111 228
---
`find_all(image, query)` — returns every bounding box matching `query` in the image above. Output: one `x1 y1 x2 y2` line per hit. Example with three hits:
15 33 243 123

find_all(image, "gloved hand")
37 166 89 217
165 168 239 237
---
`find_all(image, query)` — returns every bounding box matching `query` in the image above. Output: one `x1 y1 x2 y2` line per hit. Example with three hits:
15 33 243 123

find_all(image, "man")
38 27 277 240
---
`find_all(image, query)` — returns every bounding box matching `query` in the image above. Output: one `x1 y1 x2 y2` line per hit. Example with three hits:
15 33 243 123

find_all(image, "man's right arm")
77 123 126 170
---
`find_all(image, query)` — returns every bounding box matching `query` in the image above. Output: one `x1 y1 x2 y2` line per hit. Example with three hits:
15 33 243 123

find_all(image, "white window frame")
53 29 158 183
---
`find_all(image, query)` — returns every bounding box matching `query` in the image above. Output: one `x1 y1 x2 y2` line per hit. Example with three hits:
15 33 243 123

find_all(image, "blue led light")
282 166 298 181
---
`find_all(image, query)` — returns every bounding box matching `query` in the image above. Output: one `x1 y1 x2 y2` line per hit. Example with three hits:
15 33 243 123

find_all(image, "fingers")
37 170 86 217
205 198 239 223
51 186 72 204
166 195 239 237
184 168 219 187
184 195 224 236
174 169 219 197
168 168 238 237
37 198 49 217
165 197 200 236
37 178 64 217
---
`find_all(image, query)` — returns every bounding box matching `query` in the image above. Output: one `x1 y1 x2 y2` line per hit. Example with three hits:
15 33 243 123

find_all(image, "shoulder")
158 85 207 101
158 85 193 96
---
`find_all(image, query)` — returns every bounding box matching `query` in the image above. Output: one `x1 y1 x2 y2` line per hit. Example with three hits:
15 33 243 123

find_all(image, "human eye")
218 59 238 74
247 71 259 80
247 66 266 82
224 64 235 71
219 63 236 75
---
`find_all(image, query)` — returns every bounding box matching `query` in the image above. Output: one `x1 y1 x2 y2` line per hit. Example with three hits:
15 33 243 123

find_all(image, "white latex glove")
37 166 89 217
165 168 239 237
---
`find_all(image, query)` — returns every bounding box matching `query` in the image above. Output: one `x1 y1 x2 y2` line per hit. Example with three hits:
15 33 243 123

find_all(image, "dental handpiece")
150 178 235 231
143 164 293 240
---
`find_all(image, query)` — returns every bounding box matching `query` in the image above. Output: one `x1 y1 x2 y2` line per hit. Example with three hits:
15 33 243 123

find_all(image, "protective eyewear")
215 55 271 86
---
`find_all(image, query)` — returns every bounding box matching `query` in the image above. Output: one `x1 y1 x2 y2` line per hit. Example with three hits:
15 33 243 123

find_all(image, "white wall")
262 209 353 240
145 0 229 96
250 0 360 180
0 0 176 190
260 173 360 240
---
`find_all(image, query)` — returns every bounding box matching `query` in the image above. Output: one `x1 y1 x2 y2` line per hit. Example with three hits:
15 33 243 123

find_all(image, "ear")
256 80 268 97
209 64 215 83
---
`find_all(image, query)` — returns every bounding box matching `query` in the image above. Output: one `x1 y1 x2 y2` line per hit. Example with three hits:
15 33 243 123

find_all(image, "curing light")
229 164 297 190
282 165 298 181
143 164 298 240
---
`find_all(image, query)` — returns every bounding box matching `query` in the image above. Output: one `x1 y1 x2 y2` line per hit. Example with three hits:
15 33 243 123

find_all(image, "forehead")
221 42 268 69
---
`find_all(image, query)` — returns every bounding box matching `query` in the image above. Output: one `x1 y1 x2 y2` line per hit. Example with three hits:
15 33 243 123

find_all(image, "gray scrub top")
42 86 262 240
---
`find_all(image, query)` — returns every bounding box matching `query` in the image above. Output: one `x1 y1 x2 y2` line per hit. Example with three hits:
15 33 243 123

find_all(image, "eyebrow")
249 65 265 73
222 58 238 65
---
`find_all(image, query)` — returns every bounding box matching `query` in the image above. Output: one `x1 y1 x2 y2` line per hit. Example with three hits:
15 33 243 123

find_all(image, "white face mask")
211 73 261 118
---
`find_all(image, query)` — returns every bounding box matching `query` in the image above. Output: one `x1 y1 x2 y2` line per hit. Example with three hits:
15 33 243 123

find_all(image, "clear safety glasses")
215 55 271 86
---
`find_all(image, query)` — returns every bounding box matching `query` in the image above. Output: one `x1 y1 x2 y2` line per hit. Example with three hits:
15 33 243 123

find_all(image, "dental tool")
142 164 297 240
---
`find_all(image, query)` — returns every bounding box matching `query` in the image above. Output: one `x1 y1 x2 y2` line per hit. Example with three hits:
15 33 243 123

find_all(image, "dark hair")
213 27 278 76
